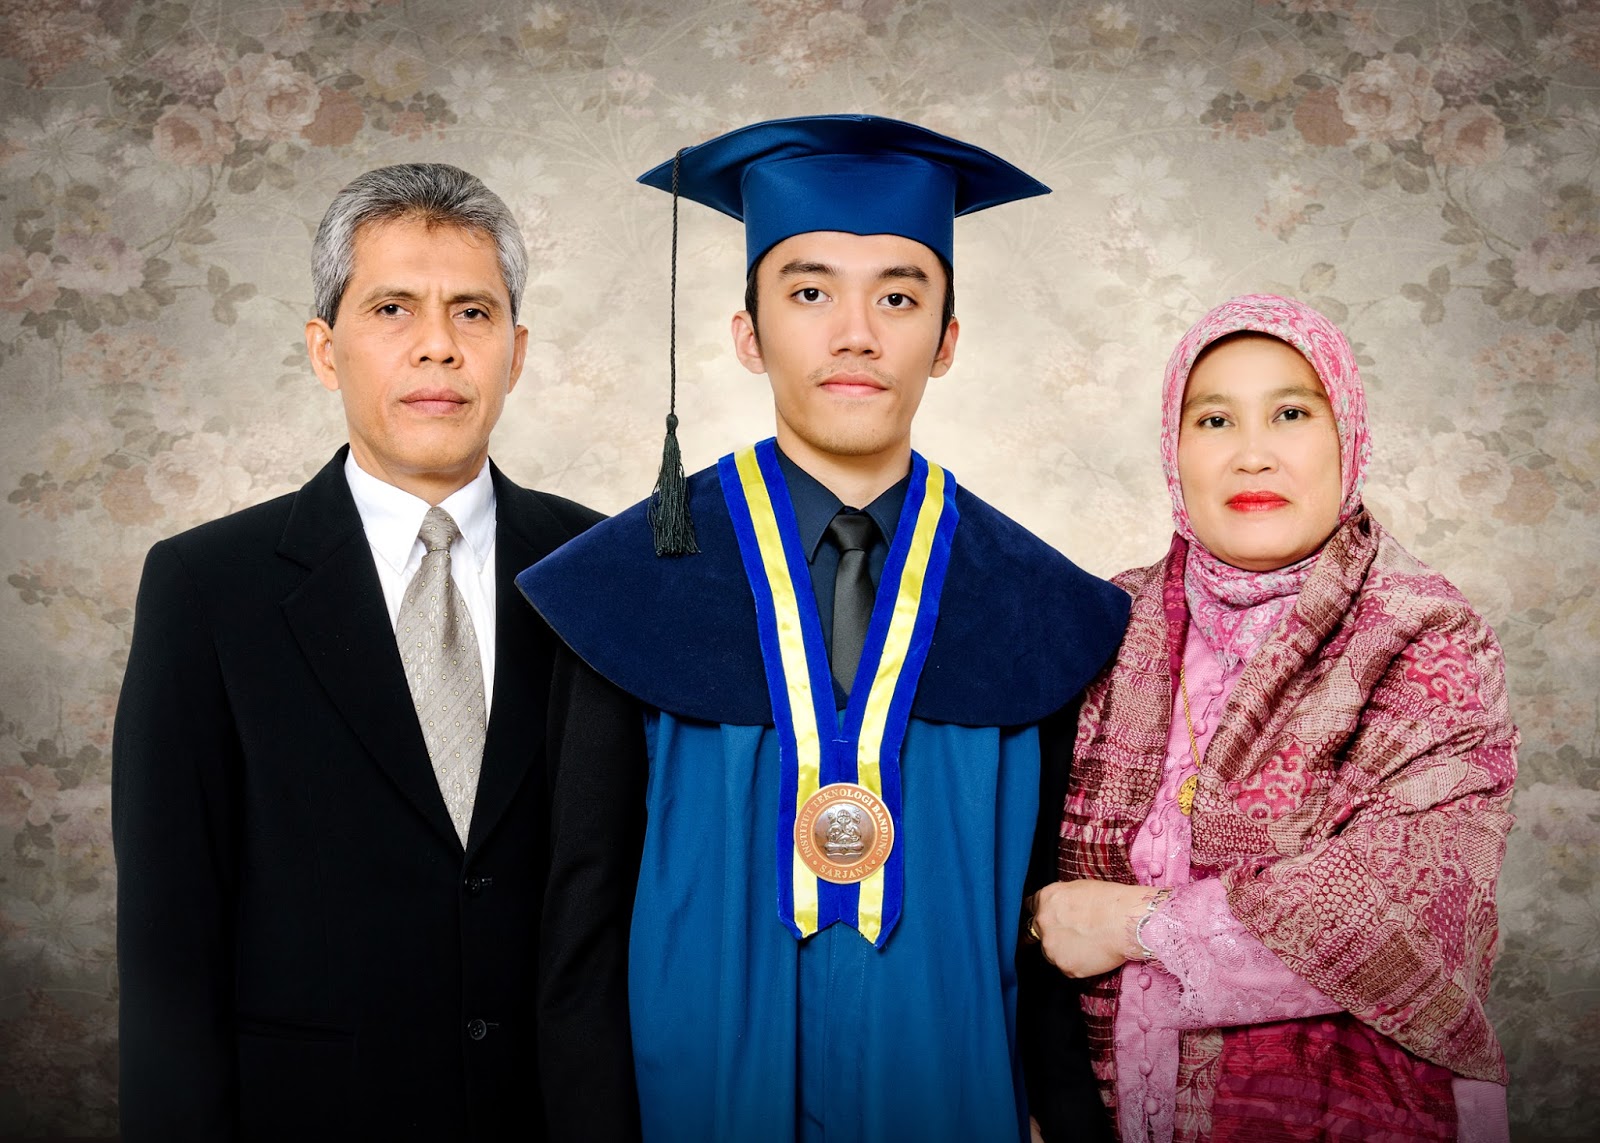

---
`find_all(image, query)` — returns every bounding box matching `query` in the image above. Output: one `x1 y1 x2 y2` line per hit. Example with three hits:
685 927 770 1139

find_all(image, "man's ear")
930 316 959 379
506 323 529 394
305 318 339 392
731 310 766 376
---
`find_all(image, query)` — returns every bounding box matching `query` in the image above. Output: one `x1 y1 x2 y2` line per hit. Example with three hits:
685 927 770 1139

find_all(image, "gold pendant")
1177 774 1198 816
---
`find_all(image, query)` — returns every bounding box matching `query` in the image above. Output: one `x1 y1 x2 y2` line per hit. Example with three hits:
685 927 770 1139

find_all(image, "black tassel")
649 411 697 555
649 147 698 557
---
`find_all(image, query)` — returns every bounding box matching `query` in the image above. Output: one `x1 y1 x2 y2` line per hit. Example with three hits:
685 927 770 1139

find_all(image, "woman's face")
1176 334 1343 572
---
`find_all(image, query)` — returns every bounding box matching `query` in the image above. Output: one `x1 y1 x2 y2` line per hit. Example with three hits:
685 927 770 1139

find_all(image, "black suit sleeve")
539 643 648 1142
112 541 241 1141
1019 697 1115 1143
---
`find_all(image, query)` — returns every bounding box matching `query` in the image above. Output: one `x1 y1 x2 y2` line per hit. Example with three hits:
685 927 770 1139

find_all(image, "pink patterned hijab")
1160 294 1373 669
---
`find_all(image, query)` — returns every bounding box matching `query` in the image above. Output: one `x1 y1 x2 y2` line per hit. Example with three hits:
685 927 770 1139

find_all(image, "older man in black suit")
113 164 601 1140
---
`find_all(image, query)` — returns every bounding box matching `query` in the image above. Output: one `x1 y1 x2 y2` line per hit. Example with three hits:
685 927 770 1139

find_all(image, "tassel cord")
649 147 698 556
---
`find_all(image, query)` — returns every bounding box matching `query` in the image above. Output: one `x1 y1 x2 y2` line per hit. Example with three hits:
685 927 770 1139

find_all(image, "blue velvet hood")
518 463 1130 727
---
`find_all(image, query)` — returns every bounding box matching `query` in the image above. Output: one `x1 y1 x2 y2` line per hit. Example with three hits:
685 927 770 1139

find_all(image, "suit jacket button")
464 874 493 896
467 1018 488 1041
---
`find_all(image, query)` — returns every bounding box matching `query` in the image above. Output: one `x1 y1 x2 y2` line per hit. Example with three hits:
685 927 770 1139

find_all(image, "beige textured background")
0 0 1596 1136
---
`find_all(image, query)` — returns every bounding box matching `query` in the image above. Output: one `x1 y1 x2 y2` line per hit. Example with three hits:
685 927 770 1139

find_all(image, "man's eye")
377 303 405 316
796 288 823 302
459 307 487 320
883 293 909 307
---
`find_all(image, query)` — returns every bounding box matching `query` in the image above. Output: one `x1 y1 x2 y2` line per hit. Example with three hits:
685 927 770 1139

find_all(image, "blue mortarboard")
638 113 1051 269
639 115 1050 558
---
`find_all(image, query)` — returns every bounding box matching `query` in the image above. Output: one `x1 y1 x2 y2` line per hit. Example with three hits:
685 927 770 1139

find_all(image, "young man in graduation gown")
520 116 1129 1142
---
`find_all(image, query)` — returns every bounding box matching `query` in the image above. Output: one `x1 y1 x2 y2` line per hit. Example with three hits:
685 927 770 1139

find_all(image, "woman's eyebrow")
1181 390 1230 413
1182 383 1329 413
1269 384 1331 404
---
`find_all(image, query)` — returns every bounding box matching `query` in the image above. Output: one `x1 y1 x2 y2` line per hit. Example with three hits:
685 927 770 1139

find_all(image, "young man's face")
732 230 958 474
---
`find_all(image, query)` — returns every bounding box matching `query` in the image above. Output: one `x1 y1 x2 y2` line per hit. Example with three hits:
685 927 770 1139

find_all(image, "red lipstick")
1226 491 1289 512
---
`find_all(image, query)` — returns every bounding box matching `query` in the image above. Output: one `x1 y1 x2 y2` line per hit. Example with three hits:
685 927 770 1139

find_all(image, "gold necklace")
1177 664 1200 816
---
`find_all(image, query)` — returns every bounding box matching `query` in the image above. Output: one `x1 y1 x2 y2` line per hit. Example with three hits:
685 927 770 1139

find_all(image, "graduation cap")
639 114 1051 556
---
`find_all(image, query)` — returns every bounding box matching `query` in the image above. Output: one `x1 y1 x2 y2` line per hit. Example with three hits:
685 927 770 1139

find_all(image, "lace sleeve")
1453 1078 1509 1143
1140 878 1342 1030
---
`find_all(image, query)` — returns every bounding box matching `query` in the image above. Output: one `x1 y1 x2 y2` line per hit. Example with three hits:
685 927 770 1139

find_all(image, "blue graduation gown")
520 457 1128 1142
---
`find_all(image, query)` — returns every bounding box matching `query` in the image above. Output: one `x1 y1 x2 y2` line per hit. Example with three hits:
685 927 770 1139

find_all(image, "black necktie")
825 511 878 691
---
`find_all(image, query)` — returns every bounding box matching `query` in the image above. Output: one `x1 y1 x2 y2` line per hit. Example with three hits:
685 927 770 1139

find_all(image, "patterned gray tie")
397 506 485 846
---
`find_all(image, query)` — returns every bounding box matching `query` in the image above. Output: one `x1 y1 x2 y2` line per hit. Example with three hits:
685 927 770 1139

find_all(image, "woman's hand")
1028 879 1156 978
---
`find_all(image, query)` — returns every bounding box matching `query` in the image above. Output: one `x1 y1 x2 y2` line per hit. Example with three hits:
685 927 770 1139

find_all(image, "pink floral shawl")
1060 514 1517 1136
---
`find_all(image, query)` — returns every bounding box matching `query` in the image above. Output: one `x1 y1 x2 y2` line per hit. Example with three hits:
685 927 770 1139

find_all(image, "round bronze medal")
794 783 895 884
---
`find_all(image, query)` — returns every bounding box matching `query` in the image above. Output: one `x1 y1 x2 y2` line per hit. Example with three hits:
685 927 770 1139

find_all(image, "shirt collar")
774 446 910 562
343 452 497 575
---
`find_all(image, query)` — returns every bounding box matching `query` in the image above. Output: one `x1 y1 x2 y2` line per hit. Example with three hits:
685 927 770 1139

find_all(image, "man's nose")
411 307 460 365
829 295 880 357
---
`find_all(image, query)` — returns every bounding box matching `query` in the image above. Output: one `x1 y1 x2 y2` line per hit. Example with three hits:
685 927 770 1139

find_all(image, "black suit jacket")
113 449 602 1142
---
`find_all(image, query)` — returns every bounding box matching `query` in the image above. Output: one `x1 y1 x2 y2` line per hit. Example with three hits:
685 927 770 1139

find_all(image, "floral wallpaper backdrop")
0 0 1595 1134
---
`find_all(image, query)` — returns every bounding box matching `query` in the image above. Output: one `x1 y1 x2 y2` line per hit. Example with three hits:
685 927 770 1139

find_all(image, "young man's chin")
798 430 907 463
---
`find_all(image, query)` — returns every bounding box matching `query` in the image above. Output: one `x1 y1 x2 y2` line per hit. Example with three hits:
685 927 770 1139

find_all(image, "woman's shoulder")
1352 519 1515 715
1361 519 1494 631
1111 552 1175 597
1352 519 1519 762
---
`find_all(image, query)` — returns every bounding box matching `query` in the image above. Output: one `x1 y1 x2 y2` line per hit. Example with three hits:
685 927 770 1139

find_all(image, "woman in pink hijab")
1030 295 1516 1142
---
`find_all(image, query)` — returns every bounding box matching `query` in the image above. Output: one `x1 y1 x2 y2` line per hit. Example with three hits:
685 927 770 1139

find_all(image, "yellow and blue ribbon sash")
719 438 958 947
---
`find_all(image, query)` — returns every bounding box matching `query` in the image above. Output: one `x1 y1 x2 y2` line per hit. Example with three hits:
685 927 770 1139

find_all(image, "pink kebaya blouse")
1110 623 1509 1143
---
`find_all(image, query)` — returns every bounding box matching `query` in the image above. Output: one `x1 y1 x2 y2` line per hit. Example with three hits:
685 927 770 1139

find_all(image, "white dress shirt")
344 453 498 713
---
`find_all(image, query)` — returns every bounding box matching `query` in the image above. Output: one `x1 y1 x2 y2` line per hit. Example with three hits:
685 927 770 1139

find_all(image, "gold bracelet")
1130 888 1173 962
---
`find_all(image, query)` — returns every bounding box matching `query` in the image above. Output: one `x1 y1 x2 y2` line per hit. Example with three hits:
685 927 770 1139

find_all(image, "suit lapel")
279 450 461 850
466 468 568 855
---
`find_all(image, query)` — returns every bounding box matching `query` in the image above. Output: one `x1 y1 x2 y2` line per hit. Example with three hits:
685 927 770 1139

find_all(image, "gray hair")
311 162 528 325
